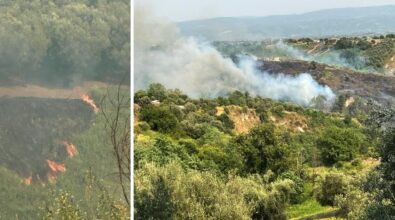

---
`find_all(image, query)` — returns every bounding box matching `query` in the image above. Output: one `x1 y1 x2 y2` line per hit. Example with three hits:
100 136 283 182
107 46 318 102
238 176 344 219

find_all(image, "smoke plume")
134 6 335 106
273 41 368 71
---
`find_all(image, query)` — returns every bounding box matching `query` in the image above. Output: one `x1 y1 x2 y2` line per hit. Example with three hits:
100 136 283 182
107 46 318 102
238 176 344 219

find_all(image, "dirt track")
0 81 109 99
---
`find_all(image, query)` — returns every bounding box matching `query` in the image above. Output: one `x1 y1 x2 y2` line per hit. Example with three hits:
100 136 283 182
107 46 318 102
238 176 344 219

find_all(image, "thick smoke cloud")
134 6 335 106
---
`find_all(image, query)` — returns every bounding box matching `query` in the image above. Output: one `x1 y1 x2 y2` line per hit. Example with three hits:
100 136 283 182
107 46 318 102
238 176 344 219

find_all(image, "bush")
318 126 365 166
335 188 370 219
228 91 247 106
316 172 348 206
232 124 292 174
140 105 179 133
334 38 353 49
147 83 168 101
281 171 305 204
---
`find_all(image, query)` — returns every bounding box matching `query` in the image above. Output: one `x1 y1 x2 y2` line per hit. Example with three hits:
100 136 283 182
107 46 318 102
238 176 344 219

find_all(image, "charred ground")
258 59 395 106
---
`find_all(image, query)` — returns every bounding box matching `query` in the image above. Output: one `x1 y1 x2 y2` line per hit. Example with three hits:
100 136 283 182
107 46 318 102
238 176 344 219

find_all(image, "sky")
136 0 395 22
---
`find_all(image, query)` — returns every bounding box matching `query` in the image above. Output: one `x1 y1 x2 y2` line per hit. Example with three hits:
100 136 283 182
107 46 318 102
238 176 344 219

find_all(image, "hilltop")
178 5 395 41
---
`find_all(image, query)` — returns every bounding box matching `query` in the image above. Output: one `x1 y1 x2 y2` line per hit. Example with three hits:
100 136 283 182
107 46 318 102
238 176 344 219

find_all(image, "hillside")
258 59 395 106
178 5 395 41
0 87 130 219
134 83 392 219
0 97 93 184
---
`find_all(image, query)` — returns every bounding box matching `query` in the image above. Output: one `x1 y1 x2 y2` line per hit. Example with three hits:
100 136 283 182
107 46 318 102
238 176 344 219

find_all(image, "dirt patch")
216 105 260 134
271 111 308 133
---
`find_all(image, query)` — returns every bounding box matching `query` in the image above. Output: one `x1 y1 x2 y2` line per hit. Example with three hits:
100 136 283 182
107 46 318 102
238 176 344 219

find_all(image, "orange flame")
81 94 99 113
23 176 32 185
46 160 66 173
63 141 78 158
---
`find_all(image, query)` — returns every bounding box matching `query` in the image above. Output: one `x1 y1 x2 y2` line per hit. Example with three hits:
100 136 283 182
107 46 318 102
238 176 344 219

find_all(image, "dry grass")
271 111 308 133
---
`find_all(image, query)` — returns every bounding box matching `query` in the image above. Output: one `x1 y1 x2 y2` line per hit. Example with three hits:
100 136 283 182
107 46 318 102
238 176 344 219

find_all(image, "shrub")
334 38 353 49
147 83 168 101
140 105 178 133
232 124 292 174
281 171 305 204
316 172 348 206
318 126 365 166
229 91 247 106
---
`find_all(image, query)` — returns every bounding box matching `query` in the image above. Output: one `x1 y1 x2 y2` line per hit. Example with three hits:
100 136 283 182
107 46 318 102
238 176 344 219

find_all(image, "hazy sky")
136 0 395 21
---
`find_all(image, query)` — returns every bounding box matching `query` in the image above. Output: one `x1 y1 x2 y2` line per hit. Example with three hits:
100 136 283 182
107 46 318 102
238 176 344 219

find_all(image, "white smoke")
272 41 368 71
237 55 335 106
134 6 335 106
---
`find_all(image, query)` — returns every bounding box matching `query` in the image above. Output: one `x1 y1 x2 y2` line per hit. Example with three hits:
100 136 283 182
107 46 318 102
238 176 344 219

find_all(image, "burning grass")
0 96 94 184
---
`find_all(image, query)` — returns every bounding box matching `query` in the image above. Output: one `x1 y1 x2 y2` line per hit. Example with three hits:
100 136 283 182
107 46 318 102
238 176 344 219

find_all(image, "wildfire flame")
81 94 99 113
64 141 78 158
46 159 66 173
23 176 32 185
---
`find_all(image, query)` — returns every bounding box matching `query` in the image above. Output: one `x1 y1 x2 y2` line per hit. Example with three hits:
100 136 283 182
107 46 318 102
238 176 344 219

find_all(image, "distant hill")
178 5 395 41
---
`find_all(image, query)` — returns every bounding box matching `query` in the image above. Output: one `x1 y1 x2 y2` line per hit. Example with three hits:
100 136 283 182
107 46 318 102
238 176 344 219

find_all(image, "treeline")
134 84 391 219
0 0 129 86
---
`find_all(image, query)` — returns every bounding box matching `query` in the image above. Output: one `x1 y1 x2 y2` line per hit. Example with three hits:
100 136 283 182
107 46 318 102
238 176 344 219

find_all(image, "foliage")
140 105 179 133
334 37 354 49
0 0 130 85
134 84 379 219
281 171 305 204
134 162 294 220
315 172 349 206
232 124 293 175
318 126 365 166
335 187 371 220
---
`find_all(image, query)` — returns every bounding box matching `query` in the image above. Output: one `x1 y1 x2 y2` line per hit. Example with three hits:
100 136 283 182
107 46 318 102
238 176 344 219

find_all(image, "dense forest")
0 0 130 86
0 0 130 219
134 83 395 219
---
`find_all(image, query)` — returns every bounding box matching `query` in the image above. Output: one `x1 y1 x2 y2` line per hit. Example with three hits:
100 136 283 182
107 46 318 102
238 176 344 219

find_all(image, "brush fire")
81 94 99 113
46 159 66 173
46 159 66 182
64 141 78 158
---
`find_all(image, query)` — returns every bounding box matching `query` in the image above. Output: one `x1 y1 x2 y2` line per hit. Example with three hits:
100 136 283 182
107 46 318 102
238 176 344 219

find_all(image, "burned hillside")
258 60 395 106
0 97 94 184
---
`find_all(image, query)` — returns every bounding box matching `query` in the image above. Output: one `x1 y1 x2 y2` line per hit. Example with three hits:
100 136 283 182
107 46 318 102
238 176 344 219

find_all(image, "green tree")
140 105 178 133
233 124 292 174
318 126 365 166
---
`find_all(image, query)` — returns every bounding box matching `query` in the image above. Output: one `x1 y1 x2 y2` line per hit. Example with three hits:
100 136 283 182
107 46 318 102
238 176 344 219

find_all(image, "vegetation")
134 83 385 219
0 0 130 86
0 87 130 219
